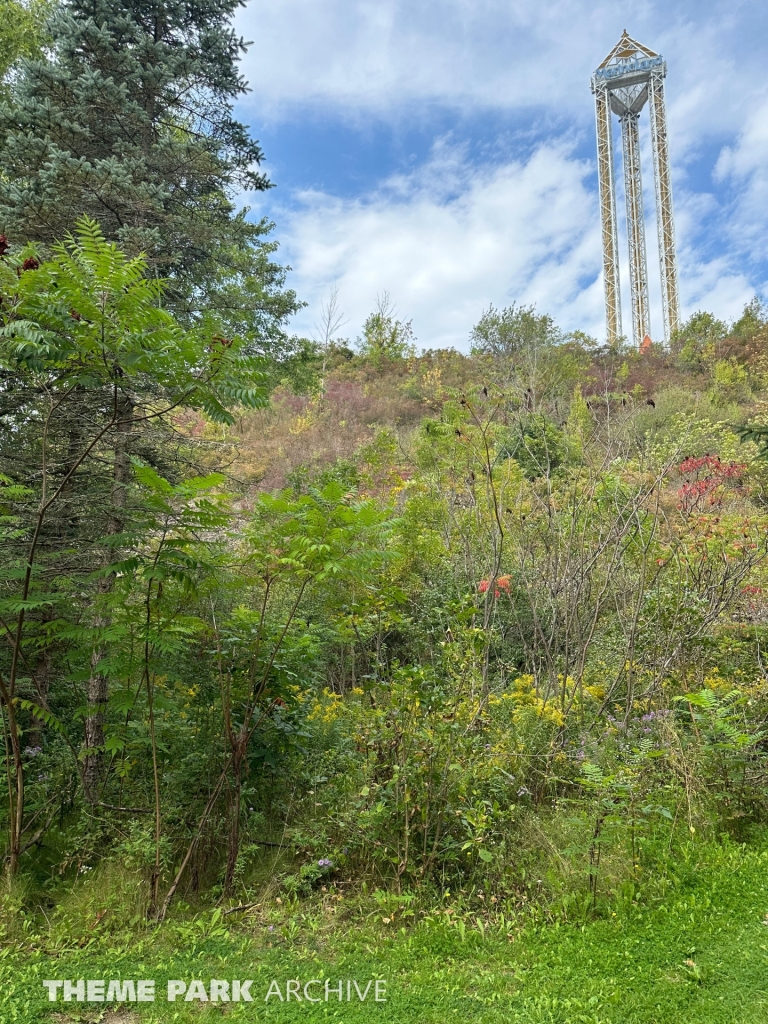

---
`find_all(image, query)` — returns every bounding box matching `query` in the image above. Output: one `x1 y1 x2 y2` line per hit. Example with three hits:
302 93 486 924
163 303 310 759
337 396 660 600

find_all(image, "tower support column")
594 86 622 345
620 110 650 345
648 72 680 340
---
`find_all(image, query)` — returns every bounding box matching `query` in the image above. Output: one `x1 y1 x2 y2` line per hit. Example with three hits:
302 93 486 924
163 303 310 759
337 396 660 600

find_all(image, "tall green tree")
0 0 300 351
470 303 561 361
670 310 728 369
0 219 269 866
356 293 416 364
469 302 580 409
732 296 767 339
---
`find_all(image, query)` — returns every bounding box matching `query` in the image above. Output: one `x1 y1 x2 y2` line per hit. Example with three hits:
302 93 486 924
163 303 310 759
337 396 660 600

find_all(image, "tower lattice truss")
592 31 680 347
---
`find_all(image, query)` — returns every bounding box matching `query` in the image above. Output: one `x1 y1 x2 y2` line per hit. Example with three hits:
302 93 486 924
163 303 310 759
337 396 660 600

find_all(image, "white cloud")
274 137 758 350
715 97 768 269
238 0 768 151
679 256 754 322
673 190 756 322
278 141 608 349
236 0 768 345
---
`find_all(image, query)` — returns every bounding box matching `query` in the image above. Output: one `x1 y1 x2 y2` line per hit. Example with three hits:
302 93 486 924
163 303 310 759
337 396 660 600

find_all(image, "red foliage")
677 455 743 478
676 454 746 512
478 575 511 598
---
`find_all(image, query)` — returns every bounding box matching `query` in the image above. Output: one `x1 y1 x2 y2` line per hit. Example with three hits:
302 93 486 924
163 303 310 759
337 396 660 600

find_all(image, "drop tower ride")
591 31 680 347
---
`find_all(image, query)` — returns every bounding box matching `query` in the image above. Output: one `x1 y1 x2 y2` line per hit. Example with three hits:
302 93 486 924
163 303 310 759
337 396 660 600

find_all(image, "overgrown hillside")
1 1 768 1018
2 228 768 1024
3 240 768 910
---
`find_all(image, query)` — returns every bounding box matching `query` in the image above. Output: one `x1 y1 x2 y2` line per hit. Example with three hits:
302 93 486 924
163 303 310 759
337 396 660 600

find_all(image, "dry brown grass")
229 351 475 492
52 1011 139 1024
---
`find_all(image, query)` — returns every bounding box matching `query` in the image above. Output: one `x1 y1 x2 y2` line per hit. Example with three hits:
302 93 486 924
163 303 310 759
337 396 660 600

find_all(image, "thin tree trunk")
147 672 162 915
225 739 244 894
83 392 133 802
158 753 234 921
27 628 53 749
83 576 111 802
0 694 24 875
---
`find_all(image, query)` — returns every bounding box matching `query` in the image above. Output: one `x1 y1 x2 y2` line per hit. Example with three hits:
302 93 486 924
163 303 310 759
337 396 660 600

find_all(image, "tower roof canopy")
592 30 664 88
598 30 658 69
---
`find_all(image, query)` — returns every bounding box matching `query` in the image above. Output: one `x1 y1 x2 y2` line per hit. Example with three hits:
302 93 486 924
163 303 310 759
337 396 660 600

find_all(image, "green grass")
2 842 768 1023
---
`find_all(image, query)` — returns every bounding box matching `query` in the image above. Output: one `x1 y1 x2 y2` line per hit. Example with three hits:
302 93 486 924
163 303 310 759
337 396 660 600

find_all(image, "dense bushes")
1 236 768 929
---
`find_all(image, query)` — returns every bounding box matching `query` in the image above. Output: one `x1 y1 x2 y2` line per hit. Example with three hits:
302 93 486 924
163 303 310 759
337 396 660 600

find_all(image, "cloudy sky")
233 0 768 351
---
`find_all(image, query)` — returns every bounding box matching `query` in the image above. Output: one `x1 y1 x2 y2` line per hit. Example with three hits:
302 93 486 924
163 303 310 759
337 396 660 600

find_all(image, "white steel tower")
591 31 680 347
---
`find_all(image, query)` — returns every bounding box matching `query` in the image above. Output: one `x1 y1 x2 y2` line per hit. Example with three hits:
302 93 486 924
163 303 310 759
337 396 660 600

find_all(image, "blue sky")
233 0 768 350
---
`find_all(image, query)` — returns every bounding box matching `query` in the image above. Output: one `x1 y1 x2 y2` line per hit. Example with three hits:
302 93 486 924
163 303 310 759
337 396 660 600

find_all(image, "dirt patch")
50 1010 140 1024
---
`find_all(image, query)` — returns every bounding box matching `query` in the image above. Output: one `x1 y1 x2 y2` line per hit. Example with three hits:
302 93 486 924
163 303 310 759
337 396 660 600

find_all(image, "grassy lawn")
2 842 768 1023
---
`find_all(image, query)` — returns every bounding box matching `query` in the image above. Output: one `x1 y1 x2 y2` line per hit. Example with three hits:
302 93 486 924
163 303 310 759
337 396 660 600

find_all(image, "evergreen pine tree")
0 0 300 350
